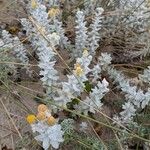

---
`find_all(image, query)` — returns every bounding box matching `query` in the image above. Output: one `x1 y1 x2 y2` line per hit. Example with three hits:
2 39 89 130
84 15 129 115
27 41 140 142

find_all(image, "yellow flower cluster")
26 104 56 126
48 8 60 18
83 48 88 57
26 114 36 124
31 0 38 9
74 63 83 76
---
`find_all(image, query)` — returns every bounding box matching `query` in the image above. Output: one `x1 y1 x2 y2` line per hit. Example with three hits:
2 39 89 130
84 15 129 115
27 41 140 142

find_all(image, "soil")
0 0 26 25
0 1 40 149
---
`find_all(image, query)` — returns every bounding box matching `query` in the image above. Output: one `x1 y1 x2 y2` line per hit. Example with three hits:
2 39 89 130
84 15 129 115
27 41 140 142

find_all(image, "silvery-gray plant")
21 0 64 88
103 0 150 59
139 66 150 85
21 0 108 115
0 38 16 80
84 0 101 15
53 51 93 108
29 0 70 49
76 78 109 115
2 30 29 64
99 53 150 122
2 0 150 149
18 0 150 124
88 7 104 55
75 7 104 57
75 10 88 57
44 0 60 7
21 21 59 89
53 18 70 49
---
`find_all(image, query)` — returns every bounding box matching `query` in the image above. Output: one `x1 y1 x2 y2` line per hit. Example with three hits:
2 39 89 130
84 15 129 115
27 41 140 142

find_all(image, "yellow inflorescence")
83 48 88 57
31 0 38 9
27 104 56 126
48 8 60 17
36 112 46 121
47 116 57 126
38 104 48 113
74 63 83 76
26 114 36 124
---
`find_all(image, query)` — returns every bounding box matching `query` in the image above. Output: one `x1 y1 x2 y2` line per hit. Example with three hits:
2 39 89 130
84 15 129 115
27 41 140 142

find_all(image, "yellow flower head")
48 8 60 18
74 63 83 76
45 109 52 118
83 48 88 57
31 0 38 9
36 112 46 121
26 114 36 124
47 116 56 126
38 104 48 113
